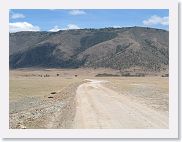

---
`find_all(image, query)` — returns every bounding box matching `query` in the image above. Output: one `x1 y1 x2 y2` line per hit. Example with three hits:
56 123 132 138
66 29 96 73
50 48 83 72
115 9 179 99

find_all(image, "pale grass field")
10 71 84 101
104 77 168 112
105 77 168 93
9 69 168 129
9 68 116 101
10 77 82 101
10 69 168 105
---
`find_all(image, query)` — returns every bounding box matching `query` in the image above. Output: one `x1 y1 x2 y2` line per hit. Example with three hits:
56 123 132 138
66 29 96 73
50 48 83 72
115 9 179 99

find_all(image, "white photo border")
0 0 178 138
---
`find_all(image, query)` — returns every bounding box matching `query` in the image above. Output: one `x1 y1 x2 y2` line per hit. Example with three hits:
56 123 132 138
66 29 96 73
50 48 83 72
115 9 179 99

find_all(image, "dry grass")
10 69 168 104
10 68 119 101
104 77 168 112
105 77 168 92
10 69 84 129
10 70 83 101
9 69 169 129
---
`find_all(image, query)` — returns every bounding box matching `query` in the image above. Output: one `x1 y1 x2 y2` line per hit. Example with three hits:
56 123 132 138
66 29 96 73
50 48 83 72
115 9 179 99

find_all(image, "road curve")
73 79 168 129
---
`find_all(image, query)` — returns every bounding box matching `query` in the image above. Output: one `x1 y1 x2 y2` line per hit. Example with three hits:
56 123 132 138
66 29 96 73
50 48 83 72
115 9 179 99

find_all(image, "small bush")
162 74 169 77
95 73 119 77
122 72 145 77
50 92 56 94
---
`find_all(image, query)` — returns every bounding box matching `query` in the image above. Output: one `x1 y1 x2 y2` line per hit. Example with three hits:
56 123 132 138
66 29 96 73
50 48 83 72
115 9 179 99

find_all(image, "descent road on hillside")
73 79 168 129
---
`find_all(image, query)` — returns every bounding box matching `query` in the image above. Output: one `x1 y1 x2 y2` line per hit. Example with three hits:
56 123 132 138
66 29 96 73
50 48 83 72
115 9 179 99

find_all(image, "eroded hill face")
9 27 169 72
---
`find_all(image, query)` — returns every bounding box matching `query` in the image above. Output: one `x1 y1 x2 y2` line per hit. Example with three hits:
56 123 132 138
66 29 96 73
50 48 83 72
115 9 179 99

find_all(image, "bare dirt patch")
74 78 168 129
10 82 82 129
9 69 83 129
104 77 169 112
10 69 168 129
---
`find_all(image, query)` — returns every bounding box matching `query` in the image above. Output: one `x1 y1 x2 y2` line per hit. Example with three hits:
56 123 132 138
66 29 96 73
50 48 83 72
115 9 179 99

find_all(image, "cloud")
69 10 86 15
49 9 56 11
64 24 80 30
9 22 40 33
49 24 80 32
143 15 169 26
113 25 122 28
49 26 61 32
10 11 25 19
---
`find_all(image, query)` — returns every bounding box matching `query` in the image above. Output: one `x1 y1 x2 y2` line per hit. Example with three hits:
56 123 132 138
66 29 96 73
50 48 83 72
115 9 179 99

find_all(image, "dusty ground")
10 69 84 128
9 69 168 129
74 79 168 129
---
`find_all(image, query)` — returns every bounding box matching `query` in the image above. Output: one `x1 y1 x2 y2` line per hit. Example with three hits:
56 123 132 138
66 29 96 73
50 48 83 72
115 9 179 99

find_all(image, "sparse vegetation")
9 69 168 129
9 70 82 101
95 73 120 77
121 72 145 77
10 27 168 73
10 70 83 129
9 25 169 129
116 43 131 53
79 31 117 52
162 74 169 77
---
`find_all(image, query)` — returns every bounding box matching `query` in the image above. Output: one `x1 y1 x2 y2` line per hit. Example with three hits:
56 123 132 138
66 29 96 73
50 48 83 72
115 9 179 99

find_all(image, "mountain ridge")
9 26 169 73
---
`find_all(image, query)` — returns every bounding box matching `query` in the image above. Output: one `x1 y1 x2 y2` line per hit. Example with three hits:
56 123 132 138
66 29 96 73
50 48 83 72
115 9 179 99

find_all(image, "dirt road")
73 79 168 129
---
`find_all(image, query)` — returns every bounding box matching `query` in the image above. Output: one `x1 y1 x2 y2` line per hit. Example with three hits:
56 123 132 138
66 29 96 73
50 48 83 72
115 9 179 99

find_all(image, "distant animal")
50 91 56 94
44 74 49 77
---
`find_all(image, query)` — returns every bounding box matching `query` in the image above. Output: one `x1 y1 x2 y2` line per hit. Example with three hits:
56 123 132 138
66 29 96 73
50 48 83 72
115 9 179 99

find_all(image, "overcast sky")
9 9 169 33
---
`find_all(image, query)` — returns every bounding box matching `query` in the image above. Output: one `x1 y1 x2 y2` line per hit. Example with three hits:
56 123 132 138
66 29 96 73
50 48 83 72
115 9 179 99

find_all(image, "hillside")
9 27 169 73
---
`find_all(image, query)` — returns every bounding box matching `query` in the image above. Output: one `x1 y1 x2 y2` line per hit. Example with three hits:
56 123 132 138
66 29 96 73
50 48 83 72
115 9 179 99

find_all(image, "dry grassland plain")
9 68 168 129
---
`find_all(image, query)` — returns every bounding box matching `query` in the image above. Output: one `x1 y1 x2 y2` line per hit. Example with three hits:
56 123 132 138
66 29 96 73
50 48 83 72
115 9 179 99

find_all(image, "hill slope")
9 27 169 72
